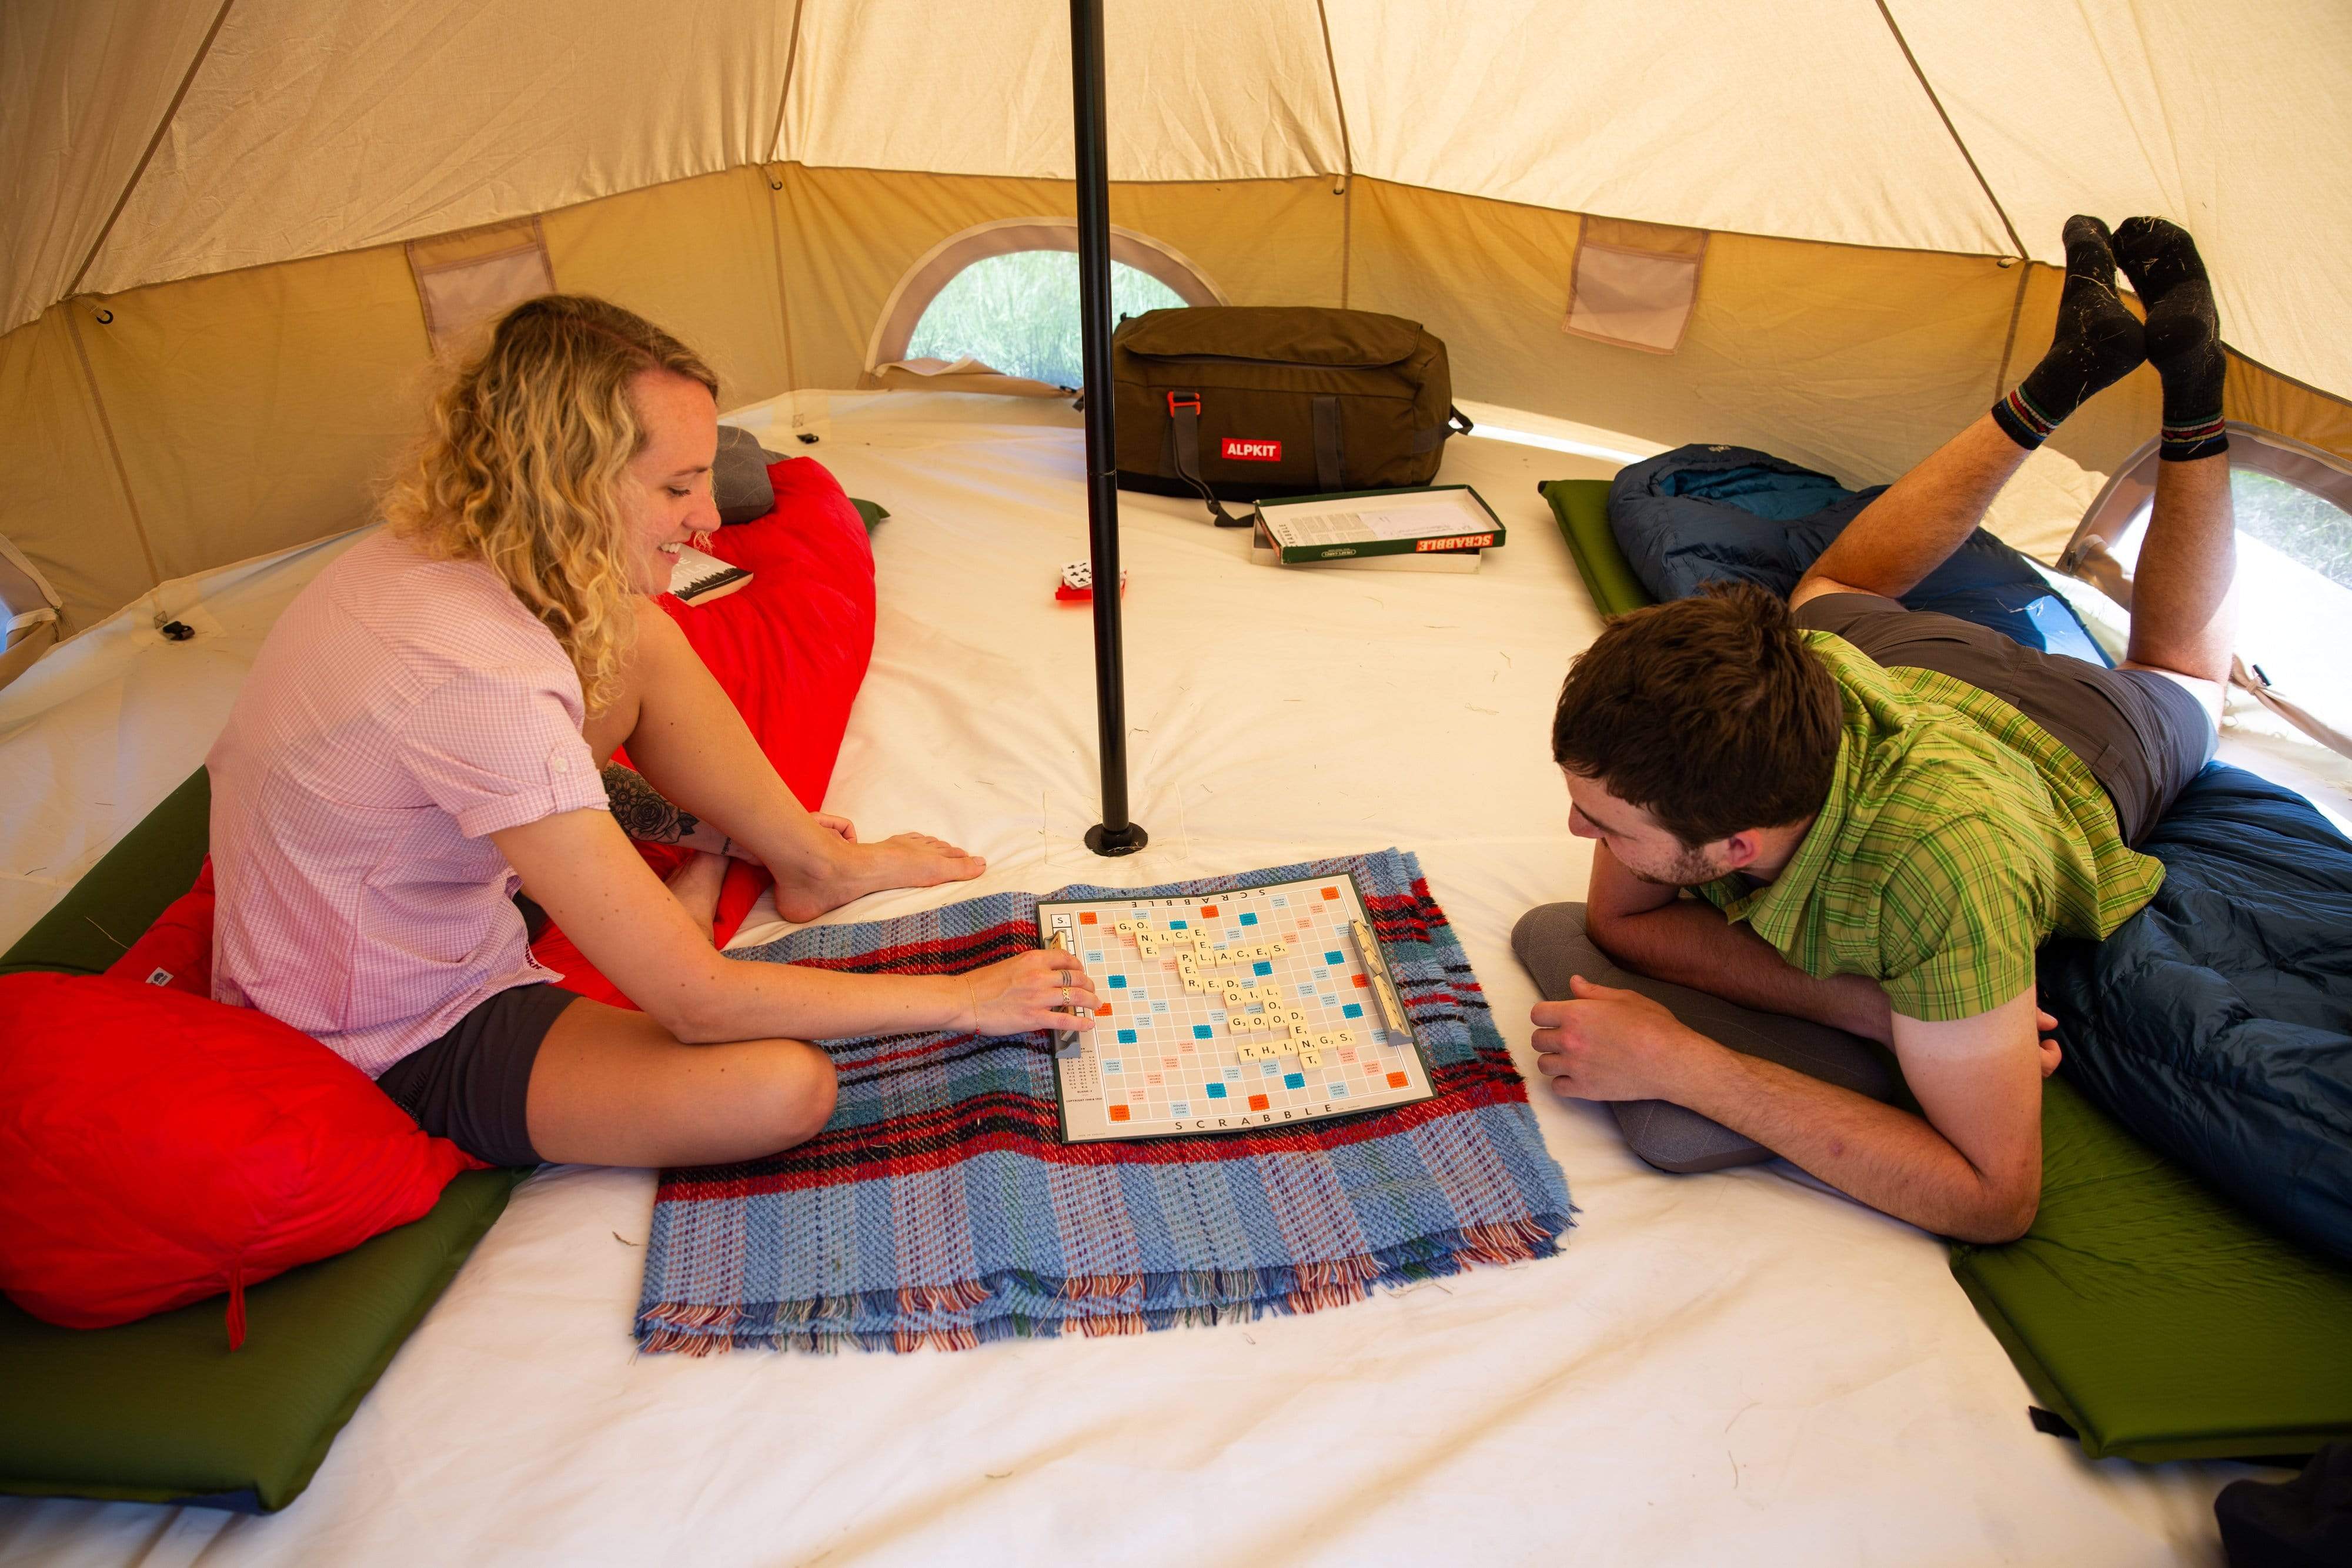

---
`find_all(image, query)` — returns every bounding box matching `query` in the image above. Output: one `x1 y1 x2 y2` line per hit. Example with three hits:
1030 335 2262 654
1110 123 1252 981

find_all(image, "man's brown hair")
1552 583 1842 845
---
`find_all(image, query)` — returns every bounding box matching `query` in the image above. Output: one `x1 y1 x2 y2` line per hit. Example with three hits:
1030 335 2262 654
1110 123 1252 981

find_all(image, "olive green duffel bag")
1112 306 1473 526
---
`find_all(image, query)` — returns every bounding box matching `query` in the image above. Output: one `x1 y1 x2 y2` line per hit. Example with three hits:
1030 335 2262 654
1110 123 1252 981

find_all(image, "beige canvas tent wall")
4 0 2350 650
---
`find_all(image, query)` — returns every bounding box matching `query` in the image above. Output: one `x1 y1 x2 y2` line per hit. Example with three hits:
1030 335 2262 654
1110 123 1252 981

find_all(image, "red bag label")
1220 438 1282 462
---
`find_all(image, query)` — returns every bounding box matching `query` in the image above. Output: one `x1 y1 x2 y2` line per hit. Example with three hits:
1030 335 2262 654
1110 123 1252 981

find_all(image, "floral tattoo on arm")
602 763 700 844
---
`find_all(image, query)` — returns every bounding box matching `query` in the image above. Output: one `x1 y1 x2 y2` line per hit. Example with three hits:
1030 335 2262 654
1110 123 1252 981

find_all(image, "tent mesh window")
865 219 1222 393
905 252 1183 389
2069 424 2352 755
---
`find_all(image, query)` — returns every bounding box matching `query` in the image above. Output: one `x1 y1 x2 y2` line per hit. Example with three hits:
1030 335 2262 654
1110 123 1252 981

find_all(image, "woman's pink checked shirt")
207 531 609 1078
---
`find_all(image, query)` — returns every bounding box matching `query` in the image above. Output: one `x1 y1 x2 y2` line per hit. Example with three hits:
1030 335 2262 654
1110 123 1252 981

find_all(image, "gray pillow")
1509 901 1899 1174
713 424 782 524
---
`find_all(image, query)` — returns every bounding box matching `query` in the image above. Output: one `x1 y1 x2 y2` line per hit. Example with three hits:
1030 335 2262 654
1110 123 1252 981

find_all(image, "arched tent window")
866 220 1224 395
2064 423 2352 757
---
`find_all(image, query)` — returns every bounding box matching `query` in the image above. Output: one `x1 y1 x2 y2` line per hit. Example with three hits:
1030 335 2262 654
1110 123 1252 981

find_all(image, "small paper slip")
667 543 753 606
1256 486 1505 565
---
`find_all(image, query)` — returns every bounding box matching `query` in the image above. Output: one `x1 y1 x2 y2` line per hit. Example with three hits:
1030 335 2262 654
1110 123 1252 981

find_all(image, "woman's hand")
813 813 857 843
961 949 1099 1038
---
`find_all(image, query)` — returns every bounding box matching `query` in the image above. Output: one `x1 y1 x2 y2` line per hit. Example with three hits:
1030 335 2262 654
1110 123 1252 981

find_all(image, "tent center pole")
1071 0 1147 857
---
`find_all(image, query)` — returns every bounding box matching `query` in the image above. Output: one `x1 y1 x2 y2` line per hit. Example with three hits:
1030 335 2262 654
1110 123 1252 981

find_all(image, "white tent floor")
0 394 2280 1566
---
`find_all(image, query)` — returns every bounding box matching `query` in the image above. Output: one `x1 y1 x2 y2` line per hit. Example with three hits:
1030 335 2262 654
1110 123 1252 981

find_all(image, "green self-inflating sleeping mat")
1953 1080 2352 1462
0 766 213 981
1539 478 1652 617
0 767 524 1512
0 1170 523 1512
1538 471 2352 1463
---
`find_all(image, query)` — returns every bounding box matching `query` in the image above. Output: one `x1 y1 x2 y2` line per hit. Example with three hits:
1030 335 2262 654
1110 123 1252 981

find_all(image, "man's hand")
1531 975 1719 1102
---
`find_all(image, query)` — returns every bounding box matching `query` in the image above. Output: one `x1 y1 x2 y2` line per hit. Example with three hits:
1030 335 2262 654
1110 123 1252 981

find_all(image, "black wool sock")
1991 215 2146 451
2114 216 2229 461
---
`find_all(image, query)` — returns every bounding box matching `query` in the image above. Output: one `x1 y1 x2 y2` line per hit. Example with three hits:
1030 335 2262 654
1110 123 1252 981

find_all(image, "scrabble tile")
1301 1049 1324 1068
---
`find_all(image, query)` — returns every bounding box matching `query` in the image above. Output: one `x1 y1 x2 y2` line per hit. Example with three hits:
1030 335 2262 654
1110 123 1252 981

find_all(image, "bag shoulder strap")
1167 391 1255 528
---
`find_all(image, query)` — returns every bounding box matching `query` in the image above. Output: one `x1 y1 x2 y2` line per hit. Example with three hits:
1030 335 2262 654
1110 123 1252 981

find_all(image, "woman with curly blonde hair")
207 295 1092 1169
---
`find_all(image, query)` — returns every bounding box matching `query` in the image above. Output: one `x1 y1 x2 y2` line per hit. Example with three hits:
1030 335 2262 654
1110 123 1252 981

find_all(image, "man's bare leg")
1799 217 2146 606
2110 217 2236 721
1798 416 2032 602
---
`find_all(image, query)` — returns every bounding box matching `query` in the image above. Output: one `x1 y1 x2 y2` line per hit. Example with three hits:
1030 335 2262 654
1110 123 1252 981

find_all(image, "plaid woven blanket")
636 849 1572 1353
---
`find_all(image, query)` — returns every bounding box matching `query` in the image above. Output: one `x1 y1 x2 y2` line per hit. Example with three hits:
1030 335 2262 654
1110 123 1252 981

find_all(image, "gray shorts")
374 983 577 1167
1793 593 2216 846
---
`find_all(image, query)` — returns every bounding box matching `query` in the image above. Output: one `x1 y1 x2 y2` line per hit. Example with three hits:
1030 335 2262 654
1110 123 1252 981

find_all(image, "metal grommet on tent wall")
92 306 114 324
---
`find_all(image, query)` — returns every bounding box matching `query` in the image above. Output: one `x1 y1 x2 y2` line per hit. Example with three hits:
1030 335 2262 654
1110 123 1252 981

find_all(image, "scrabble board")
1038 872 1436 1144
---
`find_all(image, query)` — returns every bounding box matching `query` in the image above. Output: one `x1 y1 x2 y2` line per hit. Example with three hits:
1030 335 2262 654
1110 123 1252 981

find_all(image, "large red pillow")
0 973 483 1346
533 455 878 1006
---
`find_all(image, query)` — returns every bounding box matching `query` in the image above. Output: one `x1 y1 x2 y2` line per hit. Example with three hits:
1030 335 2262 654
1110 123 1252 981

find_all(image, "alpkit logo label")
1220 437 1282 462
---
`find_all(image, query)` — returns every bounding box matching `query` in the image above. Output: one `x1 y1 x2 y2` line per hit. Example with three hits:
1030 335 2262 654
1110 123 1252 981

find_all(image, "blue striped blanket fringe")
636 848 1572 1353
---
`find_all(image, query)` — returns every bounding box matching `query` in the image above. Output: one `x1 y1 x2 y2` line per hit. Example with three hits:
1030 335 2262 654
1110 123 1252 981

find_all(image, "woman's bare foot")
772 832 985 922
664 851 729 938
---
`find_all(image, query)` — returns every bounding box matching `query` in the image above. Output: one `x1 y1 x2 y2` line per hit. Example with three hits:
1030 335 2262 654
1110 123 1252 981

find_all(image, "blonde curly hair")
386 295 717 714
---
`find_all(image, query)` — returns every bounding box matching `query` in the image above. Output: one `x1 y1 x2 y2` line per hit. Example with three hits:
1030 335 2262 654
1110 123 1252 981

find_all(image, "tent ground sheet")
0 394 2259 1565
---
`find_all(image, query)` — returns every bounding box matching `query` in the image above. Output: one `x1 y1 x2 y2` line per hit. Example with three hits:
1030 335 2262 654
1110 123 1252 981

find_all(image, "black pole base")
1084 821 1151 857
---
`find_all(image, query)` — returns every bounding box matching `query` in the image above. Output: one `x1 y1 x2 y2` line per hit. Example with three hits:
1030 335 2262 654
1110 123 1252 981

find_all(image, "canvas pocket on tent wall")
1563 218 1708 355
405 218 558 360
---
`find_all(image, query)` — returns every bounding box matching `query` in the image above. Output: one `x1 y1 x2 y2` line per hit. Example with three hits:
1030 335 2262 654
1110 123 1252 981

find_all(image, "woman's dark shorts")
374 983 579 1167
1794 592 2216 846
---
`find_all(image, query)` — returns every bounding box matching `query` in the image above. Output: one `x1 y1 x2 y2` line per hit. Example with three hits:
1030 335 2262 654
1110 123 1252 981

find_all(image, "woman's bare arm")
492 808 1090 1044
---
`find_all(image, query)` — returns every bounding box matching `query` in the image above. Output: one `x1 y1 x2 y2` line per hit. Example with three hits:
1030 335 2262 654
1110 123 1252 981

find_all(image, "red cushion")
532 456 878 1006
0 973 482 1346
107 856 215 996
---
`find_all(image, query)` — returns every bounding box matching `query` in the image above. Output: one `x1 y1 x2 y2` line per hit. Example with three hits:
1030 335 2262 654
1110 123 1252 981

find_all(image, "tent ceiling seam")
1311 0 1355 307
755 0 805 394
763 169 801 393
64 0 242 301
1992 259 2033 400
1870 0 2025 259
767 0 808 165
62 313 166 609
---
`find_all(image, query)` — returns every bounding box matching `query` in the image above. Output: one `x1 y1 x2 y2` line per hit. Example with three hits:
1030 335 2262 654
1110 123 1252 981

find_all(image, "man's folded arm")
1584 843 1895 1043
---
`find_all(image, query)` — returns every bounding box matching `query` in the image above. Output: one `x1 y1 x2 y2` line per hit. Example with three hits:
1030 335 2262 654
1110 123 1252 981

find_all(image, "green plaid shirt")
1697 632 2166 1021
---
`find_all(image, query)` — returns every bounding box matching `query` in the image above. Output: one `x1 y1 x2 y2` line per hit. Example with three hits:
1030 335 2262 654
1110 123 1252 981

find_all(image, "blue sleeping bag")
1612 443 2352 1263
1609 444 2109 664
2039 765 2352 1262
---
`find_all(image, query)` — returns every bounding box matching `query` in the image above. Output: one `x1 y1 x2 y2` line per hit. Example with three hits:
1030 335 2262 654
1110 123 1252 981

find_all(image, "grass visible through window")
906 250 1185 389
2235 469 2352 590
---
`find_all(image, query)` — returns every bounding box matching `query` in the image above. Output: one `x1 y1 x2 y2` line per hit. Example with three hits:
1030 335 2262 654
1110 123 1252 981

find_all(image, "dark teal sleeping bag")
2037 764 2352 1263
1608 444 2109 664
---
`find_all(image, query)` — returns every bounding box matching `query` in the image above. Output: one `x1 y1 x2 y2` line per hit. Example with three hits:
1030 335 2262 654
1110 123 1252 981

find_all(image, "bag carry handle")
1409 405 1475 454
1167 391 1257 528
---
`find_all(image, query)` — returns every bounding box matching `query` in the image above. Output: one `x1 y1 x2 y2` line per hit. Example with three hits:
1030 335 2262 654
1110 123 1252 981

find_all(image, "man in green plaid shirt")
1531 217 2234 1241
